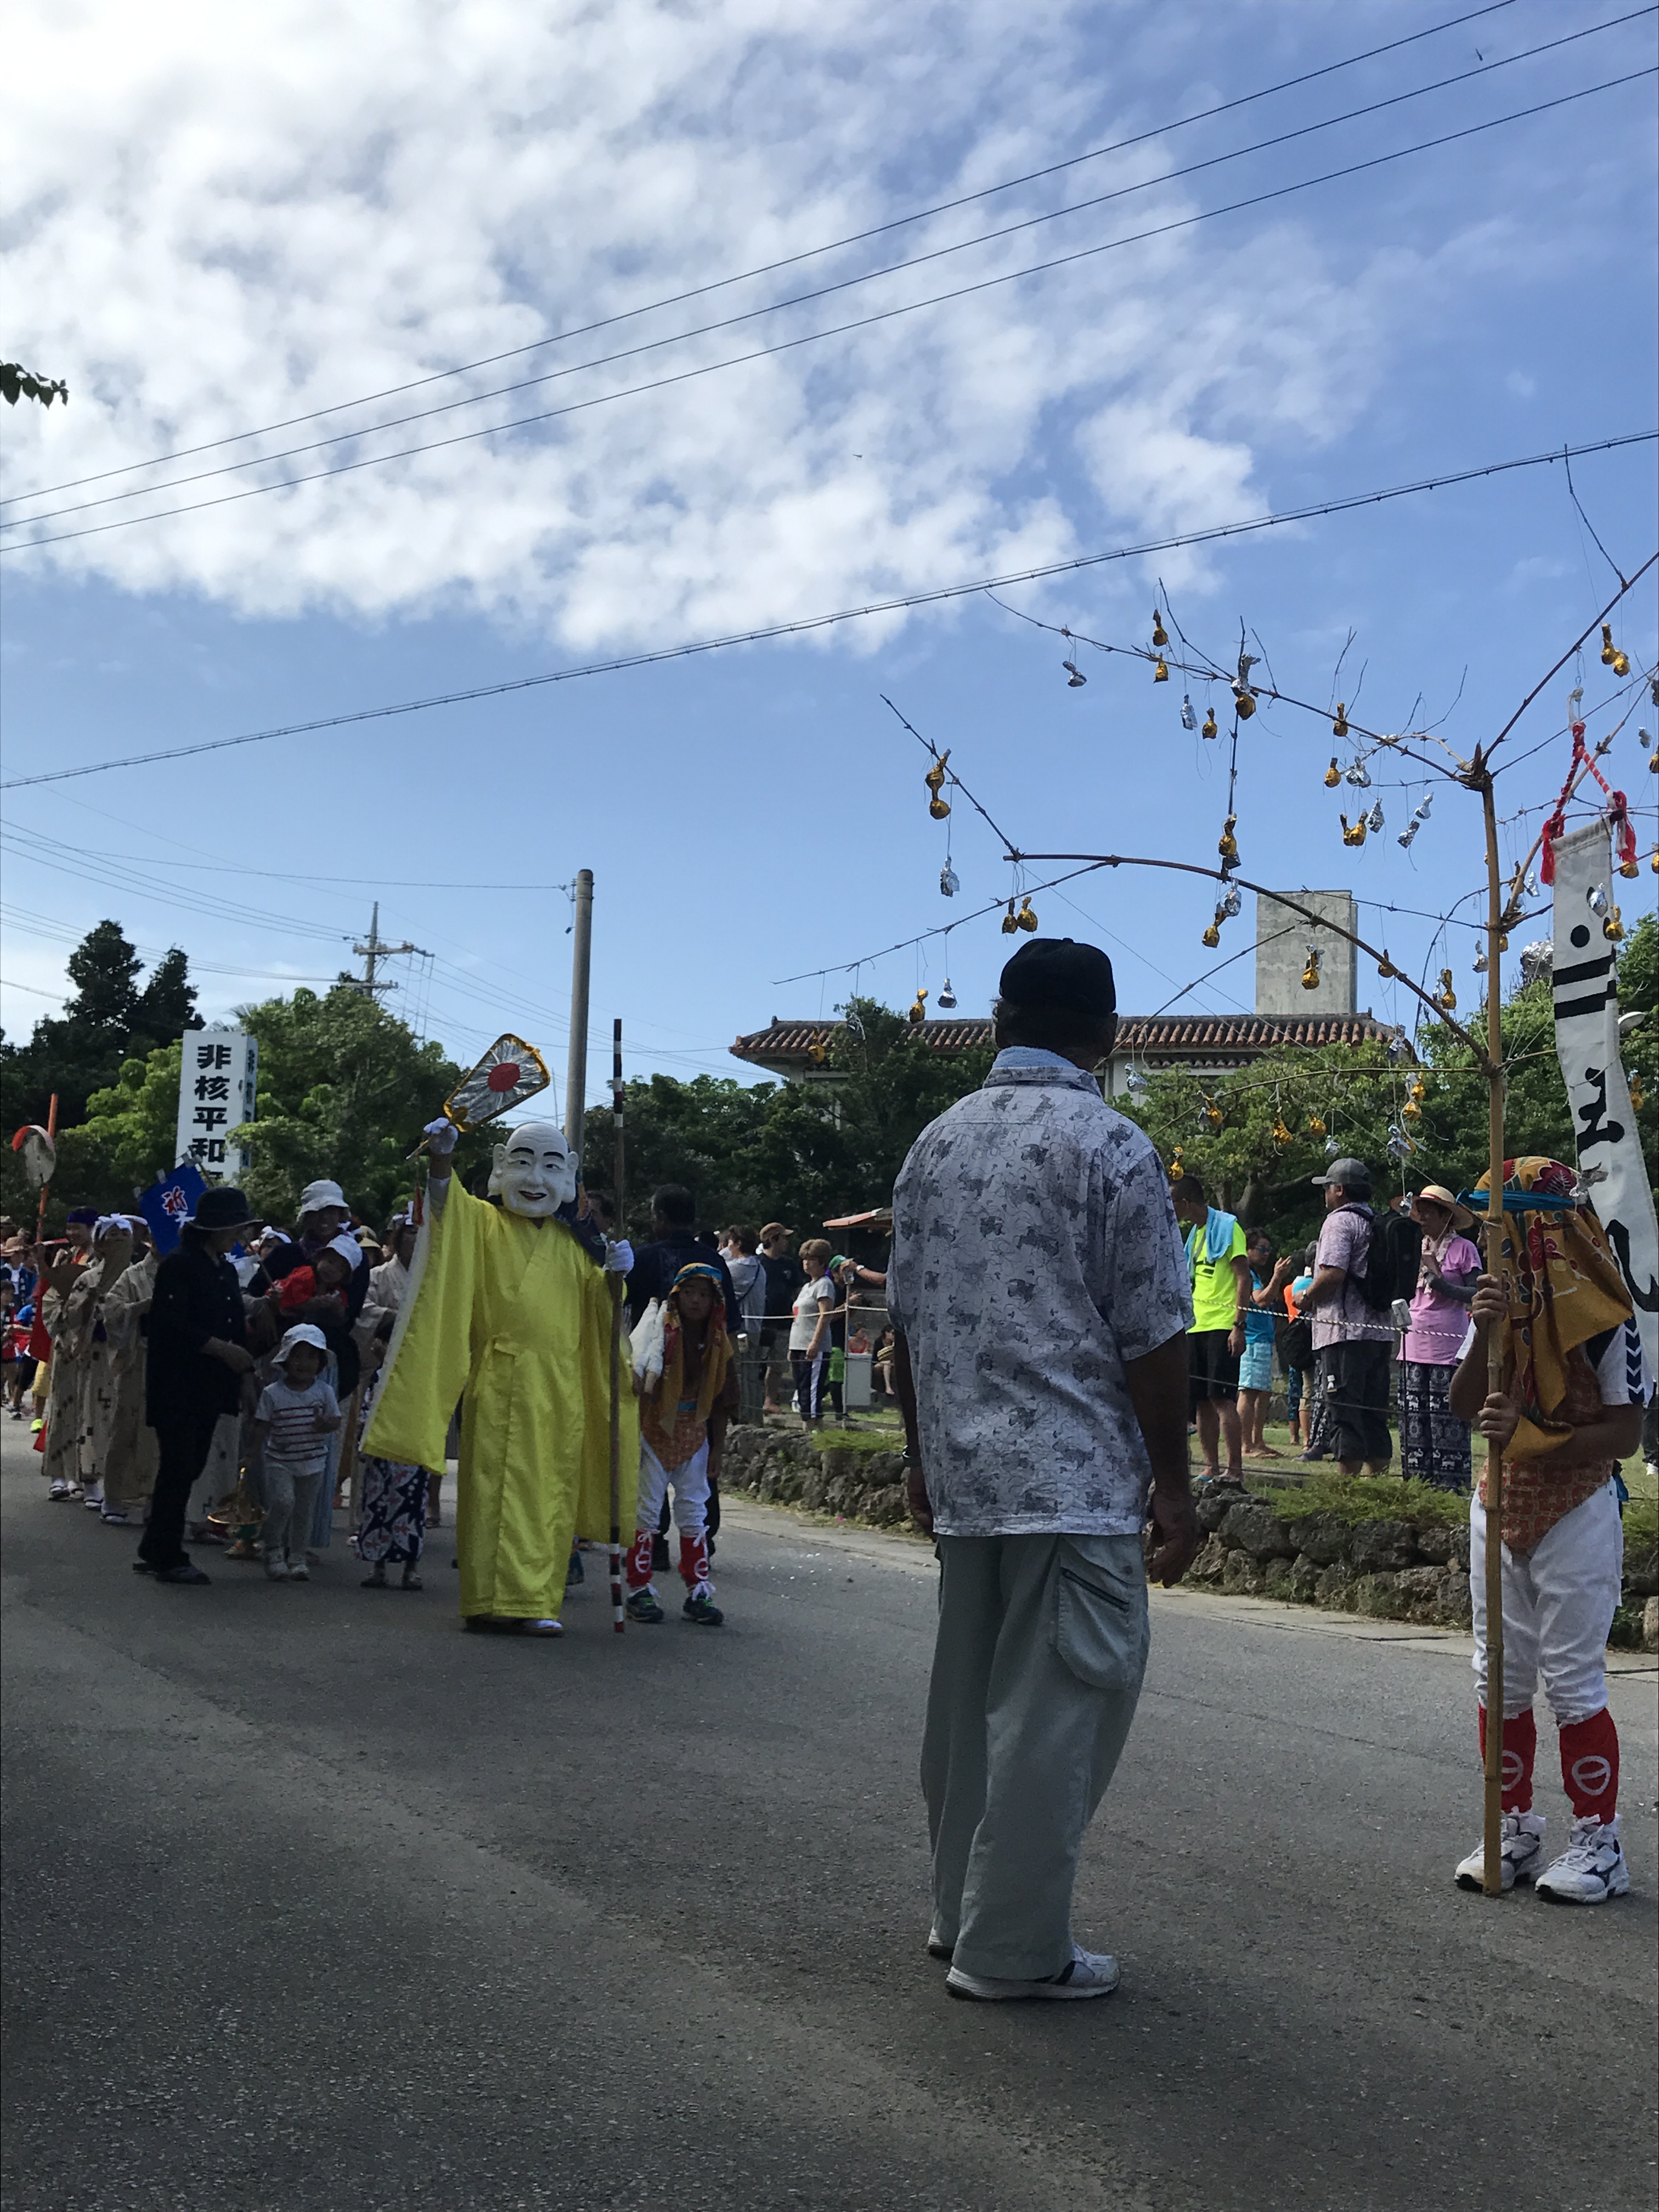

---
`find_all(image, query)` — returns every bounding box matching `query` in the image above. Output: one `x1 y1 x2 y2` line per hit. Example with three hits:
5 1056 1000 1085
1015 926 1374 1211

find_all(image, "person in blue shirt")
1238 1231 1293 1460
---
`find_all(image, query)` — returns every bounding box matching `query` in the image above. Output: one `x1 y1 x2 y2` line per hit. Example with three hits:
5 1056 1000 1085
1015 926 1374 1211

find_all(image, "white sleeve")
1593 1317 1652 1407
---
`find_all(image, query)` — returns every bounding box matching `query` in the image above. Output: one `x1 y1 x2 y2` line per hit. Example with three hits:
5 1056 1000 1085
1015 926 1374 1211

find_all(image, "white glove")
424 1116 460 1156
605 1238 634 1273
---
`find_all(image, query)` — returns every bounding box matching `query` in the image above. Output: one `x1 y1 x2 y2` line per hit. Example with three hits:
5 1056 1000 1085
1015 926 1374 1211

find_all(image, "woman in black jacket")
138 1187 256 1585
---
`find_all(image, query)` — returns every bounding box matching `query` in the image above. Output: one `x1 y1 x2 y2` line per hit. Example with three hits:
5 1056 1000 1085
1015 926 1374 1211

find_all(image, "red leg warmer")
1558 1706 1618 1822
1478 1704 1538 1814
678 1528 710 1594
625 1527 655 1590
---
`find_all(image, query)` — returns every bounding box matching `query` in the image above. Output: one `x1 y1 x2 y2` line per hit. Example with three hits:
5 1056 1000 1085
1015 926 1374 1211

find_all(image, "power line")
3 428 1651 792
2 0 1528 509
11 13 1641 534
8 70 1651 554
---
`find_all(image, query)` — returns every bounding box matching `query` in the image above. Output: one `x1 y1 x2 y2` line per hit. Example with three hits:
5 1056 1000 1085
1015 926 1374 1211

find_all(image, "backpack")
1336 1203 1423 1312
1277 1311 1314 1370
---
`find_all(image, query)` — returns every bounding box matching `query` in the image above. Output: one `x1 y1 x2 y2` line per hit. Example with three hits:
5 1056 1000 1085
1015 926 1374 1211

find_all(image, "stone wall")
720 1428 1659 1648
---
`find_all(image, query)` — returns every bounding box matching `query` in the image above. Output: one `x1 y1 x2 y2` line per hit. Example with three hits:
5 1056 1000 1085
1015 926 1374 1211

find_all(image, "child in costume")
1447 1158 1650 1903
627 1261 737 1627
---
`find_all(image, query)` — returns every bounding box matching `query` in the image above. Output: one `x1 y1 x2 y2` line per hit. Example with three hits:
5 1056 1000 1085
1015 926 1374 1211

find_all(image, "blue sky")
2 0 1655 1120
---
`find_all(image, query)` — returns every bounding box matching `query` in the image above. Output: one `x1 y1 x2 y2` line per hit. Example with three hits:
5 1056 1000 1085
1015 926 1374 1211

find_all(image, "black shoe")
651 1533 671 1571
565 1548 585 1588
154 1562 211 1585
132 1558 157 1576
682 1593 724 1627
625 1589 665 1624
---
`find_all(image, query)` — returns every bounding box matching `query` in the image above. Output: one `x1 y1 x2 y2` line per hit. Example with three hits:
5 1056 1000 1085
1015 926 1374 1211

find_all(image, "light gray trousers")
922 1532 1149 1981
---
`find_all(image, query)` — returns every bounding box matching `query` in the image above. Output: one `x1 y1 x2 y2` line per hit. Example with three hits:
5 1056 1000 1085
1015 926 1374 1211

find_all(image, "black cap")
997 937 1116 1017
187 1187 255 1231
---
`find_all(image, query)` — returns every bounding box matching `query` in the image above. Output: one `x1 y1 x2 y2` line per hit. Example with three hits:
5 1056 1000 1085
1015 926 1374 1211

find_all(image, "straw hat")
1411 1183 1474 1233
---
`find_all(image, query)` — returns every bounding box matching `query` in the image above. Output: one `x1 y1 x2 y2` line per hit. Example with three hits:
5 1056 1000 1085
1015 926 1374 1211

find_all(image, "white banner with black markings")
1550 820 1657 1375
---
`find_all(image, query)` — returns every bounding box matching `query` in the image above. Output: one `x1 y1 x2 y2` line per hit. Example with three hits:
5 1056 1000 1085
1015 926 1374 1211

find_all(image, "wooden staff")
608 1018 627 1634
34 1092 58 1246
1477 768 1507 1898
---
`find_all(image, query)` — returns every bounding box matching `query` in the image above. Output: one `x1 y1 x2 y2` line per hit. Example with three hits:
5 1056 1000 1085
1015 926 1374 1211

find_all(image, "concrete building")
731 890 1407 1092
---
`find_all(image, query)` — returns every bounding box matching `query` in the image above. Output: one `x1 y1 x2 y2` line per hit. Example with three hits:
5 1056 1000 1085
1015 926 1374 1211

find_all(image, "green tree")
49 1043 187 1215
0 919 201 1136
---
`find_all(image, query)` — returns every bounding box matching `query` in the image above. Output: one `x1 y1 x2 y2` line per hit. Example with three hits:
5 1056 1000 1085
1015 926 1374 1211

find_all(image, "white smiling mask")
489 1120 578 1218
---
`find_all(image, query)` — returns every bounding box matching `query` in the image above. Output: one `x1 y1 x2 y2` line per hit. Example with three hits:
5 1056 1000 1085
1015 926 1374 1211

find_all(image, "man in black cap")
1307 1156 1393 1475
137 1187 257 1585
888 939 1198 2004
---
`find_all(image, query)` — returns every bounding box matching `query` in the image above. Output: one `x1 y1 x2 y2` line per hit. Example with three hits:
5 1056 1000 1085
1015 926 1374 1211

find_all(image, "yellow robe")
363 1179 636 1620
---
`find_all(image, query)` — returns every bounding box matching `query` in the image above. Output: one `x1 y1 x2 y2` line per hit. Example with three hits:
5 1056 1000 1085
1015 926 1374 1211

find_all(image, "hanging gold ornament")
1217 815 1239 864
1402 1097 1421 1121
1340 814 1367 847
1001 899 1019 934
1324 757 1341 788
1307 1112 1327 1138
1409 1075 1426 1102
1603 904 1626 943
1234 687 1256 719
1201 922 1221 948
807 1033 828 1064
924 755 951 819
1153 657 1170 684
1152 611 1169 648
1437 969 1457 1011
1204 1097 1224 1130
1201 707 1218 741
1650 845 1659 873
907 989 928 1025
1377 949 1397 979
1601 623 1630 678
1332 704 1349 738
1016 897 1039 933
1619 854 1640 879
1271 1112 1294 1147
1167 1148 1184 1182
1629 1073 1646 1110
1301 947 1322 990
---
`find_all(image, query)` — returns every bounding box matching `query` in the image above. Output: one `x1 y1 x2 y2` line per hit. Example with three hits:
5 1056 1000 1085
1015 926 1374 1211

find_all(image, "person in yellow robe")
363 1114 635 1636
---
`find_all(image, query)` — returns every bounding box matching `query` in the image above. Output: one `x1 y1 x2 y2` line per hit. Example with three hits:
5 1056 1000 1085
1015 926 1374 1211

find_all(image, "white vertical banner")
1550 821 1658 1374
176 1028 259 1181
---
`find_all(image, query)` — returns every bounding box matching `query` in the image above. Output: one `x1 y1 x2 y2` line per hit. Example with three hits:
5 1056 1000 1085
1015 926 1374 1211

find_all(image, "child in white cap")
251 1324 342 1581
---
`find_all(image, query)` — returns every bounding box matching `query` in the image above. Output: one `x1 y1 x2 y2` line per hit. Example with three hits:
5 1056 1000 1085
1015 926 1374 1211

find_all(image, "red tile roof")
731 1013 1404 1066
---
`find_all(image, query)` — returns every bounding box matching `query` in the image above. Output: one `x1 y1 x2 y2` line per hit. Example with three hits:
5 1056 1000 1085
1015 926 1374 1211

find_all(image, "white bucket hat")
298 1180 349 1217
273 1322 328 1365
323 1233 363 1271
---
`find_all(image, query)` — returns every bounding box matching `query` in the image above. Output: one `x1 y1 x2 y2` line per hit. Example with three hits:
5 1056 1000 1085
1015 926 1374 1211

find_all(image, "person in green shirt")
1171 1175 1251 1483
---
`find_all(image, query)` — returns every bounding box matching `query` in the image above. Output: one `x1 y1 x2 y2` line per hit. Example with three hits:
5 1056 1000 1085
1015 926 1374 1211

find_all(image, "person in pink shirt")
1397 1185 1481 1491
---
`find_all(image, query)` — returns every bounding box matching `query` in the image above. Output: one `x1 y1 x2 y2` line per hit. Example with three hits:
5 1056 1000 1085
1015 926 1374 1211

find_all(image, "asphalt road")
3 1420 1655 2212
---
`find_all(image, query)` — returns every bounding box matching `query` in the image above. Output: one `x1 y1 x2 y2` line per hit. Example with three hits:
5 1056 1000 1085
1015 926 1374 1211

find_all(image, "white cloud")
0 0 1592 644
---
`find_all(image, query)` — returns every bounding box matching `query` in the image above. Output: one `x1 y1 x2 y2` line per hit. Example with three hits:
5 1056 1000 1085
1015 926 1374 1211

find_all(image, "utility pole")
565 869 594 1157
352 901 420 997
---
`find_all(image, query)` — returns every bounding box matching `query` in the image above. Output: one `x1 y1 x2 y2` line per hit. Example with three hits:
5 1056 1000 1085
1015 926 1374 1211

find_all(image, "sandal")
361 1567 388 1588
399 1570 424 1591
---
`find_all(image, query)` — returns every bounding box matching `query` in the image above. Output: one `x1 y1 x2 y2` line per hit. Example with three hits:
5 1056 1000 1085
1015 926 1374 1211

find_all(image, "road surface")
3 1422 1655 2210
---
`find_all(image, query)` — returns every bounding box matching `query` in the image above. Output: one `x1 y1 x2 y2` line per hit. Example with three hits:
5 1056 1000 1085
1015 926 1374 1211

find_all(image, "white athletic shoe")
287 1561 310 1582
266 1557 290 1581
1455 1810 1545 1892
1535 1817 1629 1905
946 1943 1120 2002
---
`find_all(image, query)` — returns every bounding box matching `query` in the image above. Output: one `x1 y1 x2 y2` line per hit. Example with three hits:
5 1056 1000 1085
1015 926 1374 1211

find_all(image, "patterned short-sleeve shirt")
887 1059 1193 1537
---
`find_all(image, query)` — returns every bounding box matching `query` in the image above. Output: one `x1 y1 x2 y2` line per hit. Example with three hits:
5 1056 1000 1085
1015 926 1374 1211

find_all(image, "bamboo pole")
1478 766 1507 1897
608 1018 627 1635
34 1092 58 1245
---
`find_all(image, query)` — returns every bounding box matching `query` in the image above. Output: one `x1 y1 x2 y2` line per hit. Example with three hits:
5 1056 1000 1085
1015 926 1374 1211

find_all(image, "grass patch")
1257 1470 1469 1528
1623 1493 1658 1554
812 1423 905 1455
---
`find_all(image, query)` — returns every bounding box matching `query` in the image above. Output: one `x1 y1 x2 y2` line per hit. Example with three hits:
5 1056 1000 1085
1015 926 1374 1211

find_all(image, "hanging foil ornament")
1415 789 1432 819
936 979 957 1010
1125 1065 1149 1096
1181 695 1197 732
1307 1112 1327 1138
1402 1097 1421 1121
1377 949 1397 978
1015 898 1039 933
808 1035 829 1064
1472 946 1488 973
1325 1133 1341 1159
1640 727 1654 749
1153 657 1170 684
1600 623 1630 677
1603 904 1626 943
1167 1148 1184 1182
1271 1112 1294 1148
1238 649 1258 687
1301 947 1322 990
1436 969 1457 1011
1201 921 1221 948
1386 1035 1407 1065
1345 760 1372 788
1586 882 1610 917
844 1011 866 1043
1202 707 1219 741
1152 611 1169 648
1062 658 1087 687
940 863 960 898
1217 816 1239 864
1331 704 1349 738
1221 882 1242 919
1233 686 1256 719
1324 757 1341 788
1397 819 1420 850
924 755 951 819
1651 846 1659 874
1629 1071 1646 1110
1521 870 1539 898
1001 899 1019 935
1340 814 1367 847
1204 1097 1224 1130
1367 800 1385 834
907 989 928 1025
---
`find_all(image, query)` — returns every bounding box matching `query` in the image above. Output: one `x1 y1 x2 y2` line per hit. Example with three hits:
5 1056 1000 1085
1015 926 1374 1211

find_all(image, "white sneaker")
287 1561 310 1582
1535 1817 1629 1904
946 1943 1120 2002
266 1557 290 1581
1455 1810 1545 1892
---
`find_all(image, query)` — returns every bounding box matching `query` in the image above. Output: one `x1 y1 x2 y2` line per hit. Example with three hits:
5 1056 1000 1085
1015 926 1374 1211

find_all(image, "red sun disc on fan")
486 1061 522 1093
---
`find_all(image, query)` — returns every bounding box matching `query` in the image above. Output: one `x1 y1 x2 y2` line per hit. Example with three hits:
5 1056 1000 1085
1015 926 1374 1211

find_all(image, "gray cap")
1310 1156 1372 1192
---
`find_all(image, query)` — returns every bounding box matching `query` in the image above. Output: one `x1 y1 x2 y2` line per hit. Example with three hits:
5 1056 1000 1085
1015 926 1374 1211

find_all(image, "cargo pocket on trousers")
1052 1545 1149 1691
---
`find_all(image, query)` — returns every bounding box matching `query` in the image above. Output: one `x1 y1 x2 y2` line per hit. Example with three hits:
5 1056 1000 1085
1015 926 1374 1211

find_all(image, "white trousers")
635 1438 710 1534
1470 1479 1623 1724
